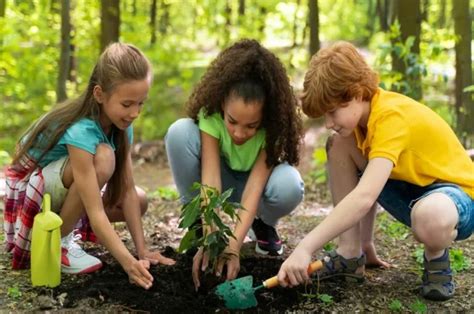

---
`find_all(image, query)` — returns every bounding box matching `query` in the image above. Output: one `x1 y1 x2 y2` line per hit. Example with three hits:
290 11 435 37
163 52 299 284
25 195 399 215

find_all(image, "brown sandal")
315 250 366 283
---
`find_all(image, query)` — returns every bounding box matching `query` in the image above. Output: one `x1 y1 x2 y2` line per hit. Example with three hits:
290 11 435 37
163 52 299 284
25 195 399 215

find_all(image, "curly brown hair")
187 39 303 167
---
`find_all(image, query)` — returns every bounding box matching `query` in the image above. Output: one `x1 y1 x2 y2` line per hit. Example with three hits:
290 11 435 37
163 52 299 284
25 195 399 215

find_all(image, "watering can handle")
262 260 323 289
42 193 51 213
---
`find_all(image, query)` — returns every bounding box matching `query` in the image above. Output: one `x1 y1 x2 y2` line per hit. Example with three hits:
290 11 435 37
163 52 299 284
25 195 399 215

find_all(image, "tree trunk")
223 0 231 45
159 0 170 35
132 0 137 16
438 0 446 28
57 0 71 103
0 0 5 18
376 0 389 31
258 5 267 38
308 0 320 57
238 0 245 16
364 0 376 44
150 0 157 45
391 0 422 100
100 0 120 52
292 0 300 47
453 0 473 146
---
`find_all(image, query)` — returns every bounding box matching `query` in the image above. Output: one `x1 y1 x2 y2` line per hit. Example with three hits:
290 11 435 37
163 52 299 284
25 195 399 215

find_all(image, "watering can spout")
31 193 63 287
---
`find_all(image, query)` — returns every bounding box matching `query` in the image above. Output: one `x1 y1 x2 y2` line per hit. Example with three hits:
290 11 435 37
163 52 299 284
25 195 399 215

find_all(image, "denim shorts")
377 180 474 241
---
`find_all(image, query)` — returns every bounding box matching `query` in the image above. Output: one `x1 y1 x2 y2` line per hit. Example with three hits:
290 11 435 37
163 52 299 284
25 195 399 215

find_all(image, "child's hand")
192 247 210 290
139 249 176 266
277 248 312 287
125 259 154 290
363 242 392 268
216 246 240 280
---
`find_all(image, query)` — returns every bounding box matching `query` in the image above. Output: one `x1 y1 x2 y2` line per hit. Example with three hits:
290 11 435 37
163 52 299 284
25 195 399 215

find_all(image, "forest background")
0 1 473 312
0 0 473 166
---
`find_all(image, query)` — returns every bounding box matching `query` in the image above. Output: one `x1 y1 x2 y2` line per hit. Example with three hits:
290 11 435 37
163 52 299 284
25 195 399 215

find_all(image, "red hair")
301 41 379 118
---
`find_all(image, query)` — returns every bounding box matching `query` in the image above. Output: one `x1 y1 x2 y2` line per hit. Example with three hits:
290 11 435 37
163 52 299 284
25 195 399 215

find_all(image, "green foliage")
377 212 410 240
388 299 403 312
413 246 425 266
150 186 179 201
449 248 471 273
0 150 12 167
308 147 327 184
322 242 336 252
178 183 241 271
410 298 427 314
318 293 333 305
374 22 427 100
413 246 470 274
7 286 22 299
301 292 333 307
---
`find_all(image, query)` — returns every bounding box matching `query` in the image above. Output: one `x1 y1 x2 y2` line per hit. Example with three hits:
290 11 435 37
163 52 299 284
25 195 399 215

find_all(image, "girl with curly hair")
165 39 304 288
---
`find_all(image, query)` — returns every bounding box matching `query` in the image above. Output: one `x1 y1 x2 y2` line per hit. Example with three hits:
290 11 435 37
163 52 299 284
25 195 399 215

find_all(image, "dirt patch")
1 128 473 312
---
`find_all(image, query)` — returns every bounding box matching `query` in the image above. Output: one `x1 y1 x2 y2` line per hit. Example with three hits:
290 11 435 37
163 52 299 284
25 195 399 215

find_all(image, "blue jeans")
378 180 474 241
165 118 305 227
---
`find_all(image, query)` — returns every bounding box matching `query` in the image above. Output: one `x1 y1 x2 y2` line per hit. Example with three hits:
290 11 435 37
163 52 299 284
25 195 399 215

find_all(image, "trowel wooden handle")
262 260 323 289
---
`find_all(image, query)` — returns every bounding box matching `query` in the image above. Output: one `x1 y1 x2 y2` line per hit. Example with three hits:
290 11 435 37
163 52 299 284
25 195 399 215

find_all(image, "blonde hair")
301 41 379 118
13 42 152 206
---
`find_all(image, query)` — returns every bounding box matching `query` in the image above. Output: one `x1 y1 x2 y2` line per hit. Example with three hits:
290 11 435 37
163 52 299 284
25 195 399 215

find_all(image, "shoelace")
63 232 86 258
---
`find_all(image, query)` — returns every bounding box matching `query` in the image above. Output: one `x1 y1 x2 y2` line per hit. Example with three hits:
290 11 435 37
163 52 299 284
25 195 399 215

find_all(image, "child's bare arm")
232 150 271 250
216 150 272 280
67 145 153 289
278 157 394 286
200 131 222 191
121 153 176 265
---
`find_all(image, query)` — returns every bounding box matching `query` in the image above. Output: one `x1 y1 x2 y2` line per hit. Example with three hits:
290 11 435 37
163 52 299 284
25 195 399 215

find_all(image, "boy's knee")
94 144 115 185
411 195 457 244
325 134 348 156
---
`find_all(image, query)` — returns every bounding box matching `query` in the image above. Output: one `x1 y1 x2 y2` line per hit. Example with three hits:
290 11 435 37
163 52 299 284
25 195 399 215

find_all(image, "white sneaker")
61 232 102 274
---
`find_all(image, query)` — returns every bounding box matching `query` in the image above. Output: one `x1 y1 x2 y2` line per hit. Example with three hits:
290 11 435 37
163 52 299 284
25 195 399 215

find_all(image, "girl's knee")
94 144 115 185
136 187 148 216
266 165 304 206
166 118 198 144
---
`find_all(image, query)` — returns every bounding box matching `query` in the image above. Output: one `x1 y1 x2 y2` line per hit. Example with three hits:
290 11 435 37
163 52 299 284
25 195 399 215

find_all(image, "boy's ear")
93 85 104 104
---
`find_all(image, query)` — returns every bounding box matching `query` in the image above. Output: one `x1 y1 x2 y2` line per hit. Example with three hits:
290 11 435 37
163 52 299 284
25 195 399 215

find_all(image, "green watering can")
31 193 63 287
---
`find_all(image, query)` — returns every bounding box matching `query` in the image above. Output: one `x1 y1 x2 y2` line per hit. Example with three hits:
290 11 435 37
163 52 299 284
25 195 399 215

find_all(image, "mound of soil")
57 246 321 312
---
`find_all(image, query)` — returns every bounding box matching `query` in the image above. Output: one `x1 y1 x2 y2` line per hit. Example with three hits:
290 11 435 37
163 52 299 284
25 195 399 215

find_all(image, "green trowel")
215 260 323 310
31 193 63 287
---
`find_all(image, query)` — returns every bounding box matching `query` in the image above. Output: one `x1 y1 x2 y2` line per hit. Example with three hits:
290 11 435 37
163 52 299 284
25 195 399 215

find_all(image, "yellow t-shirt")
354 88 474 198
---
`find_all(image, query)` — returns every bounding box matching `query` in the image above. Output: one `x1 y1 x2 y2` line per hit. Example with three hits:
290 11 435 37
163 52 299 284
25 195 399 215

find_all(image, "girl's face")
324 98 369 137
95 78 151 132
222 96 263 145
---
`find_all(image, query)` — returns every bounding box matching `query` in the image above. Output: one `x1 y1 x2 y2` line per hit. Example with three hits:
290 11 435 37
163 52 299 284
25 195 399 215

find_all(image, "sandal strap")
324 250 366 270
426 272 452 283
424 259 449 271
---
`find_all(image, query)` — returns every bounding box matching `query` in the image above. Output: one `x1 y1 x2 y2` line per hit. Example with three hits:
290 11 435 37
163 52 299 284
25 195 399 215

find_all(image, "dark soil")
1 130 473 313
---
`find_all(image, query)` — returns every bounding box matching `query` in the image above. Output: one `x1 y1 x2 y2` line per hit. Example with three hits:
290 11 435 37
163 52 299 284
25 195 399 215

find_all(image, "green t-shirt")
28 118 133 168
198 110 265 172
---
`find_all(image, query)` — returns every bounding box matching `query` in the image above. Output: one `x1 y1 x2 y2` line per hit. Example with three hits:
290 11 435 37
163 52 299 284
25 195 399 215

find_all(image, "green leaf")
178 229 197 253
463 85 474 93
179 197 201 228
389 299 403 312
